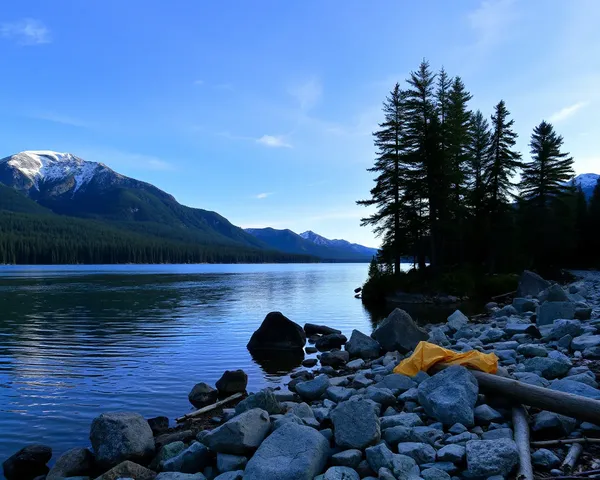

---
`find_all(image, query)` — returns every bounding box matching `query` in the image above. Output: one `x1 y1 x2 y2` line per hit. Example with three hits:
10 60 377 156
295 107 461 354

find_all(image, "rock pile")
4 271 600 480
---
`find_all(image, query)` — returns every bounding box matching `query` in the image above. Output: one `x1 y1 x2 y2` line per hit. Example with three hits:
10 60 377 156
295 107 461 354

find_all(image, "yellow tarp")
393 341 499 377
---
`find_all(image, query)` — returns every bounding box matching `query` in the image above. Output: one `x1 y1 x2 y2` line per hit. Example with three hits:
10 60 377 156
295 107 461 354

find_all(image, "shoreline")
3 269 600 480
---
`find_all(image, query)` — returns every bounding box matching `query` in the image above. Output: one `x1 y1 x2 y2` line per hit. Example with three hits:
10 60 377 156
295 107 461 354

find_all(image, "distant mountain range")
0 151 377 264
574 173 599 199
245 228 378 262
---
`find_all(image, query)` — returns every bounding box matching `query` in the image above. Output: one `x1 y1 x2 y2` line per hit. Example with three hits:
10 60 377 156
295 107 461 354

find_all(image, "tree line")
0 211 315 264
359 60 600 278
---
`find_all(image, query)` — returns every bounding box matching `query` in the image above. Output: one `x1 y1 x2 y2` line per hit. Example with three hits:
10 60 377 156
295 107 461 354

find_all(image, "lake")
0 262 449 470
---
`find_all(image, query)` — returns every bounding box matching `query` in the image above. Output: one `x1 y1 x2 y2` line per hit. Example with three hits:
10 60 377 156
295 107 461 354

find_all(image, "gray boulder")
150 441 185 470
213 472 242 480
272 413 304 430
545 319 582 340
436 444 465 463
94 460 156 479
247 312 306 351
375 374 416 395
474 404 503 425
532 448 561 469
326 386 355 403
504 323 541 337
572 335 600 351
331 449 363 468
418 366 478 426
345 330 381 359
479 328 505 344
188 383 218 408
537 301 576 326
396 442 436 465
2 444 52 480
203 408 270 455
532 411 577 436
421 468 451 480
235 389 282 415
161 442 210 474
244 423 329 480
331 399 381 449
516 344 548 357
522 357 570 379
321 350 350 368
429 327 451 347
322 466 360 480
512 372 549 388
550 379 600 399
296 374 330 401
481 428 513 440
89 412 155 470
516 270 550 297
215 370 248 395
305 323 342 335
316 334 348 352
447 310 468 331
364 443 419 480
46 447 93 480
465 439 519 477
364 386 396 407
539 284 570 303
513 298 537 313
380 413 423 429
216 453 247 473
372 308 428 354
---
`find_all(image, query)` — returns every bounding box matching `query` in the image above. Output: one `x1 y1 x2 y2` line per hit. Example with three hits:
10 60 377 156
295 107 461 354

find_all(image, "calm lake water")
0 262 449 469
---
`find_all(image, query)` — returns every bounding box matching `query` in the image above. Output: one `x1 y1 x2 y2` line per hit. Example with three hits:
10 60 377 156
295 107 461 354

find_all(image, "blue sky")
1 0 599 248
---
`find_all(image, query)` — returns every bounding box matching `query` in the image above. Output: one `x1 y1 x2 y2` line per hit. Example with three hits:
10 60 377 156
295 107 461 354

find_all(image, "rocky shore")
4 270 600 480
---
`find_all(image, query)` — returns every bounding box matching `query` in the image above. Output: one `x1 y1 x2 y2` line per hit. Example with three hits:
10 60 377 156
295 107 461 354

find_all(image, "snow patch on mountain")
300 230 378 256
575 173 599 189
2 150 100 192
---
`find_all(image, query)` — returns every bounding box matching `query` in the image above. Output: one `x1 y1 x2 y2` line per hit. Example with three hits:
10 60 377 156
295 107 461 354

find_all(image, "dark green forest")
359 60 600 300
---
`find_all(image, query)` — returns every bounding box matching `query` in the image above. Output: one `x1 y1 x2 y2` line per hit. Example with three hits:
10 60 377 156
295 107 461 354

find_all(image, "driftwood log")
562 443 584 474
176 392 243 423
512 405 534 480
531 438 600 448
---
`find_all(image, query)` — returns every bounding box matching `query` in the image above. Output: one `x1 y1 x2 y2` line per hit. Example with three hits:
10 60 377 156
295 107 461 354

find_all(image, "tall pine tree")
357 84 409 275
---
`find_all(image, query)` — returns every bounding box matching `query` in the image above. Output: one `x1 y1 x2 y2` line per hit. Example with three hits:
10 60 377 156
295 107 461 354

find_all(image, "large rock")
203 408 271 455
247 312 306 351
372 308 428 353
322 466 360 480
465 439 519 477
89 412 155 470
150 441 185 470
188 383 218 408
296 374 330 401
321 350 350 368
160 442 209 474
544 319 582 340
417 366 478 426
572 335 600 351
512 297 537 313
396 442 436 465
215 370 248 395
364 443 419 479
305 323 342 335
331 449 363 468
345 330 381 359
244 423 329 480
532 449 561 469
536 301 576 326
331 399 381 449
375 374 416 395
550 379 600 399
47 447 94 480
216 453 247 473
447 310 468 331
93 460 156 480
522 357 570 379
516 270 550 297
539 284 570 303
532 411 577 436
234 389 282 415
316 334 348 352
2 444 52 480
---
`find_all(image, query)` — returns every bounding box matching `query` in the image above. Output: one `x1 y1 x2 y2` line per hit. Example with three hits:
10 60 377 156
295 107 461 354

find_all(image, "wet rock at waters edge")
203 408 270 455
516 270 550 297
304 323 342 335
244 423 329 480
147 416 170 435
418 366 478 426
316 334 348 352
161 442 210 474
2 444 52 480
247 312 306 351
188 382 218 408
296 374 330 401
465 439 519 477
215 370 248 396
46 447 94 480
92 460 156 480
447 310 469 331
321 350 350 368
372 308 428 353
234 389 283 415
331 399 381 449
345 329 381 359
302 358 318 367
89 412 155 470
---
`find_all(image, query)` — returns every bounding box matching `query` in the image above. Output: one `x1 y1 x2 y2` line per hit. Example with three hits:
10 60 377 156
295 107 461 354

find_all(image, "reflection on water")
0 263 461 470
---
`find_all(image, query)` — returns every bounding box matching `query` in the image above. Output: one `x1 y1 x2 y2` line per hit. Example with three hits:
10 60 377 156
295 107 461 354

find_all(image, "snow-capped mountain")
300 230 378 257
574 173 599 199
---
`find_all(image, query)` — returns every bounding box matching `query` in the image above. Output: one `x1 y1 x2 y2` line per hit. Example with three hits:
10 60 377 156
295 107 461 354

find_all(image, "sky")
1 1 599 248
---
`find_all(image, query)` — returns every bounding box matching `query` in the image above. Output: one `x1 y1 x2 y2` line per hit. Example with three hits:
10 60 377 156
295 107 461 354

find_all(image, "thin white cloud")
256 135 292 148
467 0 516 51
193 80 204 86
74 148 176 172
288 77 322 111
28 111 89 128
549 102 588 123
1 18 50 45
255 192 274 199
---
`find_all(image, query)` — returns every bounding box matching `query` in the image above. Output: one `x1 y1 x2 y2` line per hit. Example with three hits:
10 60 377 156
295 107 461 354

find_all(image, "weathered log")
562 443 584 474
531 438 600 447
513 406 534 480
491 290 517 300
465 369 600 425
176 392 243 423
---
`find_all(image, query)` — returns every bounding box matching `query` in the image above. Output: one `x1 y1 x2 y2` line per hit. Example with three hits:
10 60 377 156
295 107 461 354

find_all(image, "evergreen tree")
467 111 491 217
357 84 409 275
368 256 381 280
519 120 574 208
